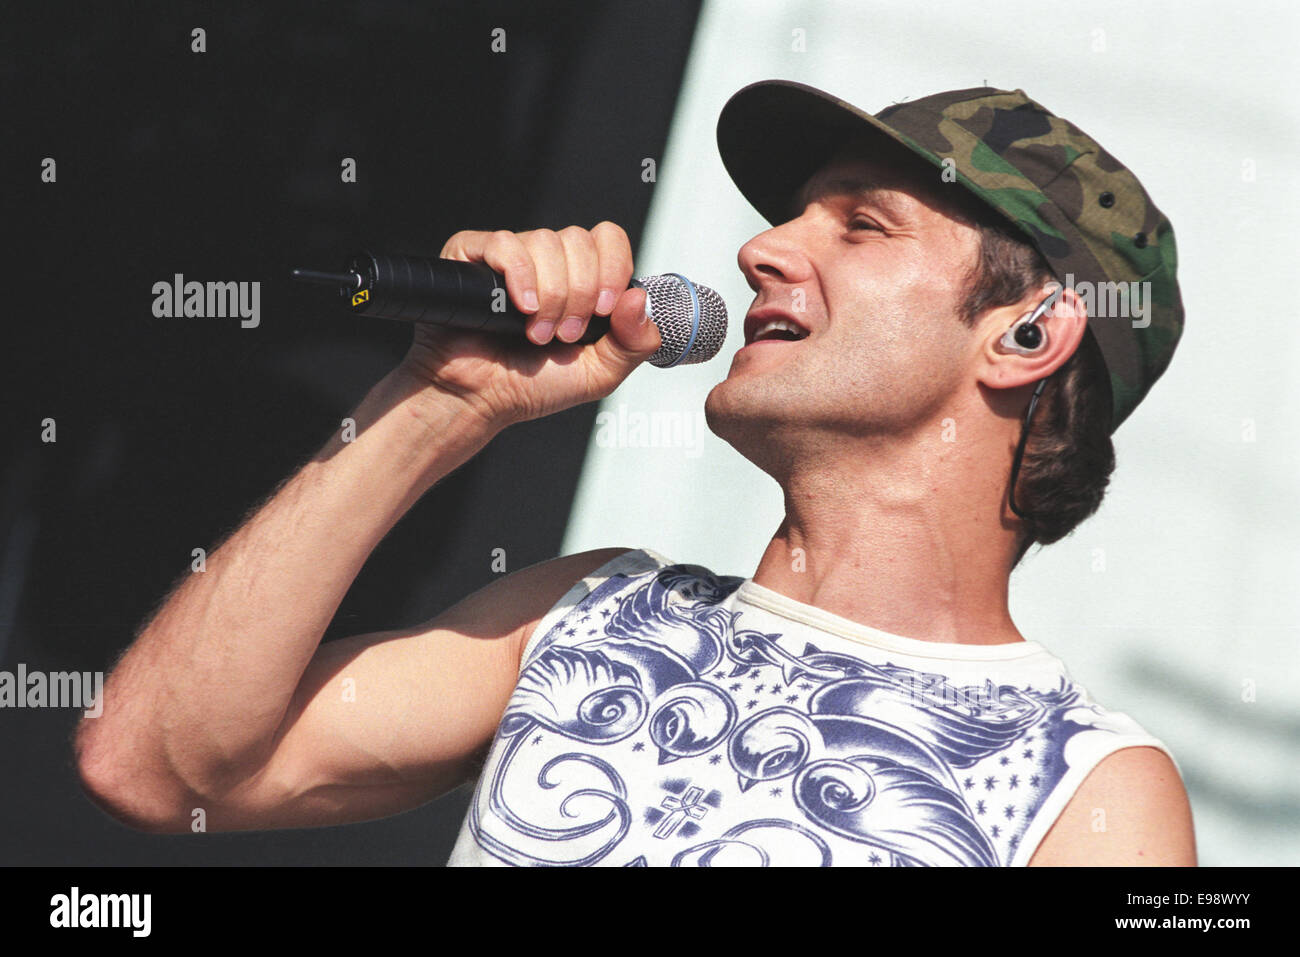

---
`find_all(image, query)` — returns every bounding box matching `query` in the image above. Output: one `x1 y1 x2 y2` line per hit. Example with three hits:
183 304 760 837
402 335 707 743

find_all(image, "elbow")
74 727 196 835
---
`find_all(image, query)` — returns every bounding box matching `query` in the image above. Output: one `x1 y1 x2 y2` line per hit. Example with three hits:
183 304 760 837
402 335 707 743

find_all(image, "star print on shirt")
952 712 1066 860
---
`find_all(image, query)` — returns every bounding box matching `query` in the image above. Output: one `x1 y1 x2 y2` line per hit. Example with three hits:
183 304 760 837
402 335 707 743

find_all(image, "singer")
74 81 1194 866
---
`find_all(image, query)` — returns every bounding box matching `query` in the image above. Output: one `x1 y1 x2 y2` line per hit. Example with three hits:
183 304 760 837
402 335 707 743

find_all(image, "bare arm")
1027 746 1197 866
81 537 630 832
74 372 492 830
74 222 660 833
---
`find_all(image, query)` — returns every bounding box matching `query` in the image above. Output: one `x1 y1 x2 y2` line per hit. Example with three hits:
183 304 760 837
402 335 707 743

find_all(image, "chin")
704 378 798 453
702 381 736 441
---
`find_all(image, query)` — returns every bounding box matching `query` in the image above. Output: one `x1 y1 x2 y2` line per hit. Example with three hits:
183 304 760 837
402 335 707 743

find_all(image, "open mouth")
744 315 811 345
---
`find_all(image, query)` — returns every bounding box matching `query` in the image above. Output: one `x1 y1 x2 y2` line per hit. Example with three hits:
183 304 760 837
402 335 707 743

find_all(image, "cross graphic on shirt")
655 786 709 839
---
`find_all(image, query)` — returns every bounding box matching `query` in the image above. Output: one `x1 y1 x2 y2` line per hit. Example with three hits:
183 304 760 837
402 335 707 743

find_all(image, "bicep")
1027 746 1196 866
205 547 633 831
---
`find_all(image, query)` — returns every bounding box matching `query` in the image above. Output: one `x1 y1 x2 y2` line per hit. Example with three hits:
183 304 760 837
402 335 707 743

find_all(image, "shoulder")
507 549 741 669
1028 745 1196 866
502 547 666 664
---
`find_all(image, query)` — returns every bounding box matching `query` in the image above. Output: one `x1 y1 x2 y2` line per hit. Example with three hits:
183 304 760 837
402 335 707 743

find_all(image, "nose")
737 215 814 293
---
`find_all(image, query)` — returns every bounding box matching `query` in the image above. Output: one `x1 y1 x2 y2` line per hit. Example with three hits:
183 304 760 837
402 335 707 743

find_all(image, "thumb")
583 286 661 387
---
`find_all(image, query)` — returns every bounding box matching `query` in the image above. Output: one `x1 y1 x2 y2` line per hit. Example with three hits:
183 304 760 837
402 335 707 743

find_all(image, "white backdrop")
562 0 1300 865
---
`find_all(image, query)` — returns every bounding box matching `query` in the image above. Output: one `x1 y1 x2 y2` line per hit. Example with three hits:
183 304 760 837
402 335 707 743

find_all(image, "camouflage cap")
716 79 1184 432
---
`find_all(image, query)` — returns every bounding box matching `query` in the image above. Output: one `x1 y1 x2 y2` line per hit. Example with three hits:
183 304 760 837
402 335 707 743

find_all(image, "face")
705 138 988 471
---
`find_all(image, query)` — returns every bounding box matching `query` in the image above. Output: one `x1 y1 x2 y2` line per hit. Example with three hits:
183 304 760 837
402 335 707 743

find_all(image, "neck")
750 415 1024 646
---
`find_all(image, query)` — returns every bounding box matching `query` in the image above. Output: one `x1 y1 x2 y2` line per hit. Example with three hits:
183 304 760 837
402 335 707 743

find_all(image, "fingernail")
558 316 584 341
523 290 539 312
596 289 616 314
531 320 554 343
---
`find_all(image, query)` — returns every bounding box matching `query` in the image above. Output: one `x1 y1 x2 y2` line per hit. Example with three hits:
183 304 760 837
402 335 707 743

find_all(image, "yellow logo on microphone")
351 289 370 306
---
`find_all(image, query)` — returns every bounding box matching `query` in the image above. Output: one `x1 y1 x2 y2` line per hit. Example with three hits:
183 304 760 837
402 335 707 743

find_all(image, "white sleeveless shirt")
446 548 1177 866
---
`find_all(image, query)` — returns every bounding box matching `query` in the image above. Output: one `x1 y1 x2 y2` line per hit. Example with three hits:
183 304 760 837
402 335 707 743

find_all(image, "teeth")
753 318 808 341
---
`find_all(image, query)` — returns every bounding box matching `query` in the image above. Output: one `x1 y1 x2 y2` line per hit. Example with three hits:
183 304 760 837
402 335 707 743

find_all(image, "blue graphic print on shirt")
463 563 1109 867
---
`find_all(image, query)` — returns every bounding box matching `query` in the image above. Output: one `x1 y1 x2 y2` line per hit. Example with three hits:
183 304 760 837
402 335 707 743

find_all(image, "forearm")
77 367 499 809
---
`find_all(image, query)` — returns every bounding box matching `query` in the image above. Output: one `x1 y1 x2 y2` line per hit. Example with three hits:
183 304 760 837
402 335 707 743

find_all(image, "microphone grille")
633 274 729 368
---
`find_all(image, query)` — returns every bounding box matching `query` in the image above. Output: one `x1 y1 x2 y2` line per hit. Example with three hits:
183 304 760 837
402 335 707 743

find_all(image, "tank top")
446 548 1177 866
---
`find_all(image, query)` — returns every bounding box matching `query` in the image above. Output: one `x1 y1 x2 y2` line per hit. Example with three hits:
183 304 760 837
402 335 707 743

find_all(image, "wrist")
347 367 503 490
383 363 510 431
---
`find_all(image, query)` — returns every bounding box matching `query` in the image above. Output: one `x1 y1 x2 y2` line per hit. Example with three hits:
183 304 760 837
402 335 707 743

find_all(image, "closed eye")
849 216 883 232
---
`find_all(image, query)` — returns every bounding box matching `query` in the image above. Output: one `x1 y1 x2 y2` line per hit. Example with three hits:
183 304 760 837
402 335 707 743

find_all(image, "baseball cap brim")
717 79 1008 229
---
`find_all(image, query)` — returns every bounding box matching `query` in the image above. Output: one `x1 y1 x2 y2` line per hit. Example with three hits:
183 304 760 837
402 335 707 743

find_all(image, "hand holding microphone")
293 222 727 428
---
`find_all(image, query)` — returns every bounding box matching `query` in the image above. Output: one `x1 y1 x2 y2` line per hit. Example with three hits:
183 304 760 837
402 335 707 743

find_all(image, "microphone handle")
333 250 630 344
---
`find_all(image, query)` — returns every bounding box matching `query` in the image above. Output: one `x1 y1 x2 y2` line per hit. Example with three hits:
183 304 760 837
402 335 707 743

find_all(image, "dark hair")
957 215 1116 566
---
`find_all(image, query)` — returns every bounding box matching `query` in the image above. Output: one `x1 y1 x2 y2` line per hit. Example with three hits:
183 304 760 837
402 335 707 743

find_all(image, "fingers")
556 227 600 343
441 222 636 348
442 229 540 316
579 286 662 396
609 286 660 356
591 221 634 317
513 228 565 344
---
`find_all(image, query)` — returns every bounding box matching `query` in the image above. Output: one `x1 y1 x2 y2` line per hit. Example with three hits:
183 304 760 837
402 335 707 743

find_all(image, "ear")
974 284 1088 392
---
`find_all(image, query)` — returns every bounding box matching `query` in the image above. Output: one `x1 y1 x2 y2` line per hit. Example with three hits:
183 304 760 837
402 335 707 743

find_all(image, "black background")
2 0 701 865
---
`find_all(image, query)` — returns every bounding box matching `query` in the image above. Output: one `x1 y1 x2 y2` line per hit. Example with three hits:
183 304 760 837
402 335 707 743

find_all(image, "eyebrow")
790 174 910 221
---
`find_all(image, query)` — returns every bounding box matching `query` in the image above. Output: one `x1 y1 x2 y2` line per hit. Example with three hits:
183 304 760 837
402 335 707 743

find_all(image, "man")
75 81 1194 866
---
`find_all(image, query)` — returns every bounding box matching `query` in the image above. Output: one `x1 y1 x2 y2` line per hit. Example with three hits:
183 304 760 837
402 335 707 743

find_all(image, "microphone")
291 250 728 368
